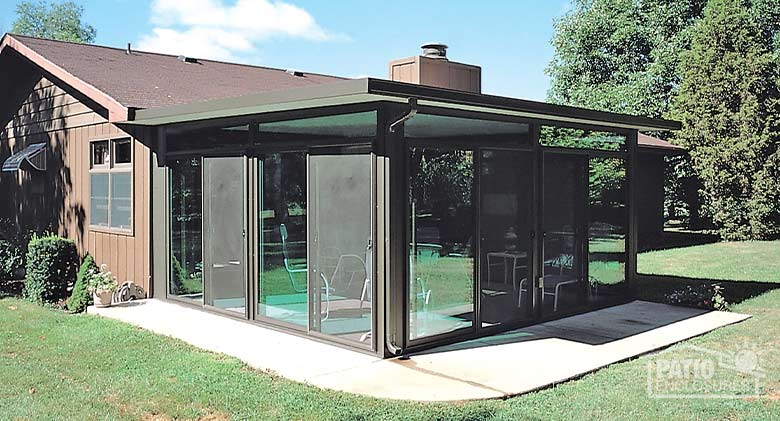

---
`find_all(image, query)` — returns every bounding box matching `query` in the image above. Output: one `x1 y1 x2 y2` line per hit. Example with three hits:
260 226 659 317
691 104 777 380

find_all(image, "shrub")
66 254 97 313
665 283 729 311
23 234 79 304
0 238 26 280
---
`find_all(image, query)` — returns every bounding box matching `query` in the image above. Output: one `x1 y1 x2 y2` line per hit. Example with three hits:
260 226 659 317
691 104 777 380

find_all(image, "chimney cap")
421 42 448 59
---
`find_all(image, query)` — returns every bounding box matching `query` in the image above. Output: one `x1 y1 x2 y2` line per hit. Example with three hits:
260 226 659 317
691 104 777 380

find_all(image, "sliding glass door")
541 154 587 316
203 156 247 315
478 149 533 327
257 152 308 328
309 151 374 345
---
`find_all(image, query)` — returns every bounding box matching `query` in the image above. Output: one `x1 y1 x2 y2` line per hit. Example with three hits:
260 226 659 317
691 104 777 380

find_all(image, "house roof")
0 33 682 133
638 133 685 153
0 33 345 120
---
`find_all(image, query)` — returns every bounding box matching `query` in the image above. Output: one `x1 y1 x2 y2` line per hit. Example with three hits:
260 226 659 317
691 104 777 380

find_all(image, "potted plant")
87 264 117 308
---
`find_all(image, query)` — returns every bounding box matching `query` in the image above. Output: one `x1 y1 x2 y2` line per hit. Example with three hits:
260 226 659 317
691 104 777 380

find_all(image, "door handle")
228 260 241 265
212 264 226 268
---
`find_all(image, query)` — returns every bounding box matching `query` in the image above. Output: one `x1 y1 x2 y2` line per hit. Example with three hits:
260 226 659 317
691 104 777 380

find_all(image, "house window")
90 138 133 231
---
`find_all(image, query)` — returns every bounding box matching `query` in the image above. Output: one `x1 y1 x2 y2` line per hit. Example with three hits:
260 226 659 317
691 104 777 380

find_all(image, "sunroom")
131 78 680 357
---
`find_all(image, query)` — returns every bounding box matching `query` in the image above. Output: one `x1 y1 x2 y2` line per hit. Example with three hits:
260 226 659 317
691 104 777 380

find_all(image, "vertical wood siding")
0 75 151 293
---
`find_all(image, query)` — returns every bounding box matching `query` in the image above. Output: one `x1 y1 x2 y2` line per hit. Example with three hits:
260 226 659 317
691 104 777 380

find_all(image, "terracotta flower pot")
93 291 113 308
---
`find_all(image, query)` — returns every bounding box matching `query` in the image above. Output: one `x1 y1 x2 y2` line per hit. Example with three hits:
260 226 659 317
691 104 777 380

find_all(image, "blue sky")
0 0 572 101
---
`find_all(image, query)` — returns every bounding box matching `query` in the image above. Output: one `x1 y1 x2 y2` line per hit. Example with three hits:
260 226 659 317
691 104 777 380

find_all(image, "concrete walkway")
88 300 749 401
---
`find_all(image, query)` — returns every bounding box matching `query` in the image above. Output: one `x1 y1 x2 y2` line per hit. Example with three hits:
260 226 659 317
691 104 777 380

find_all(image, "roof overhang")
0 34 129 122
125 78 682 132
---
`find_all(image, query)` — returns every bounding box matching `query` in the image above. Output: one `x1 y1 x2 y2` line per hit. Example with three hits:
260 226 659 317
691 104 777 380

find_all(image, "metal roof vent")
286 69 305 77
421 43 448 59
177 55 198 64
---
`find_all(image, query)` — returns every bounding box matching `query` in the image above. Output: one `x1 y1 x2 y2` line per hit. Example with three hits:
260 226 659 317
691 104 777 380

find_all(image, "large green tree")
11 1 95 43
670 0 780 240
547 0 705 117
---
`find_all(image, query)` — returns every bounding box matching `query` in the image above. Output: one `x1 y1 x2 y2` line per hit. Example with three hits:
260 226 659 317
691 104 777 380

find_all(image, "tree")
11 1 96 43
546 0 706 118
670 0 780 240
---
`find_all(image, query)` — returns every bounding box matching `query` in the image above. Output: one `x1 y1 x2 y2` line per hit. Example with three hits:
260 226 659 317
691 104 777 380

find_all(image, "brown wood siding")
0 73 151 294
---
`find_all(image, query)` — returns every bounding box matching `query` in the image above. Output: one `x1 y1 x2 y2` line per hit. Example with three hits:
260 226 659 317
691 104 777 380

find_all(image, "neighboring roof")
0 33 345 120
129 78 682 132
638 133 685 153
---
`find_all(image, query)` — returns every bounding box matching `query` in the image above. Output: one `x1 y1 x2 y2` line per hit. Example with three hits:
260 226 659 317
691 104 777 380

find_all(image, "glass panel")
89 173 109 227
91 141 109 167
309 153 373 346
258 152 308 327
110 172 132 230
166 125 250 152
588 157 627 301
169 158 203 301
257 111 376 140
409 147 475 340
405 114 530 144
113 139 132 165
203 157 246 314
540 126 626 152
479 150 533 327
542 154 587 314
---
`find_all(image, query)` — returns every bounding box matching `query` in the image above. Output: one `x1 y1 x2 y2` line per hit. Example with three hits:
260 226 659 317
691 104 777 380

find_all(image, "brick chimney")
388 43 481 93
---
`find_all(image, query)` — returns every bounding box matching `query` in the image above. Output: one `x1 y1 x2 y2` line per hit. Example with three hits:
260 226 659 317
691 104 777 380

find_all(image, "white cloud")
137 0 335 61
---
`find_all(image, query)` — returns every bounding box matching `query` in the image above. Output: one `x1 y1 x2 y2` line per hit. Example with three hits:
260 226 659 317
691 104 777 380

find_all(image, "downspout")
385 97 418 357
388 98 418 134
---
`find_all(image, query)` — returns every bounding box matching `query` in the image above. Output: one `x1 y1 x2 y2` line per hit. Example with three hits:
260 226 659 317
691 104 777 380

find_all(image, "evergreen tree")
670 0 780 240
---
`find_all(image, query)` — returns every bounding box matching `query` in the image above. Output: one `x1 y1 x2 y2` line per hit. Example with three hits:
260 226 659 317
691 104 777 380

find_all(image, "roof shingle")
10 34 345 110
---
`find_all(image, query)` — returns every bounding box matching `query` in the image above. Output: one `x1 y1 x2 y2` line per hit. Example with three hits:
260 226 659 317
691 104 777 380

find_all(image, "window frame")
89 137 134 235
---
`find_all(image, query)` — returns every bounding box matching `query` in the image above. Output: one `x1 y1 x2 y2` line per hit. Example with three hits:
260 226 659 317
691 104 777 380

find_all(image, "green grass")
2 287 780 420
638 240 780 283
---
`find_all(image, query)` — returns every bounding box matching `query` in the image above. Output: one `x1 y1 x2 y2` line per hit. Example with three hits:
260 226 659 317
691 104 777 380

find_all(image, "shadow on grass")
0 279 23 299
639 230 719 252
635 274 780 305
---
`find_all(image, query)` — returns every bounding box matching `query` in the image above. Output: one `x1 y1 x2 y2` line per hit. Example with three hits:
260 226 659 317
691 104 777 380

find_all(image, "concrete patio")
88 300 749 401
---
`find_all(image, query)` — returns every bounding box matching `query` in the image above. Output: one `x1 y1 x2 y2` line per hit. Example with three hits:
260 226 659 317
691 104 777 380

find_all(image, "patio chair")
517 274 580 312
280 224 307 293
360 239 372 309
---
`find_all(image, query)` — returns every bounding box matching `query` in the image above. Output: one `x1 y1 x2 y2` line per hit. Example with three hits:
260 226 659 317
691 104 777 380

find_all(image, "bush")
665 283 729 311
66 254 97 313
23 234 79 304
0 239 26 280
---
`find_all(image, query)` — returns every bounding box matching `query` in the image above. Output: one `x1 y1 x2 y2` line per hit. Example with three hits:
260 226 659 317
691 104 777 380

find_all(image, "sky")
0 0 572 101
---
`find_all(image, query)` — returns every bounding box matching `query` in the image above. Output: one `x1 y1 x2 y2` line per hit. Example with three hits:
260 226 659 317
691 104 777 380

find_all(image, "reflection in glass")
542 155 586 313
409 147 475 340
258 152 308 327
309 153 373 346
588 157 627 299
480 150 533 326
169 158 203 302
540 126 626 151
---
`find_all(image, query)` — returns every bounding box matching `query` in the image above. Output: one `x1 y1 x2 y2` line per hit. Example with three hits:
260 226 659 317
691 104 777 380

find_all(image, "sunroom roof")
124 78 681 132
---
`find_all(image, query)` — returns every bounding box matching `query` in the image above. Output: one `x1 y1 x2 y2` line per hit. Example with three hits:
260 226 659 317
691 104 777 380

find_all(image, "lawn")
1 287 779 420
638 240 780 283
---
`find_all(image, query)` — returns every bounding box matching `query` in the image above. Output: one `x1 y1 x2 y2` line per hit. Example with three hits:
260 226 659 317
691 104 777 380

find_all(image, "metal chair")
280 223 307 293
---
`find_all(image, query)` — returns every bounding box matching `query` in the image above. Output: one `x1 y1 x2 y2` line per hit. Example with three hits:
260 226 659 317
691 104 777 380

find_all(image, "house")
0 35 683 356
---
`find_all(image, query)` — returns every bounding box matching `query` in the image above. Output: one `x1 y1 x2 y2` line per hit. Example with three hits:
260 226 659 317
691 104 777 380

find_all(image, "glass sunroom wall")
167 125 250 313
404 112 531 342
539 126 630 307
255 111 377 348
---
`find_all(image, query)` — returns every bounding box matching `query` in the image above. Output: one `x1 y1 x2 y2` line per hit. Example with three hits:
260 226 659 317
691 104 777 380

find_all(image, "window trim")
89 136 134 235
